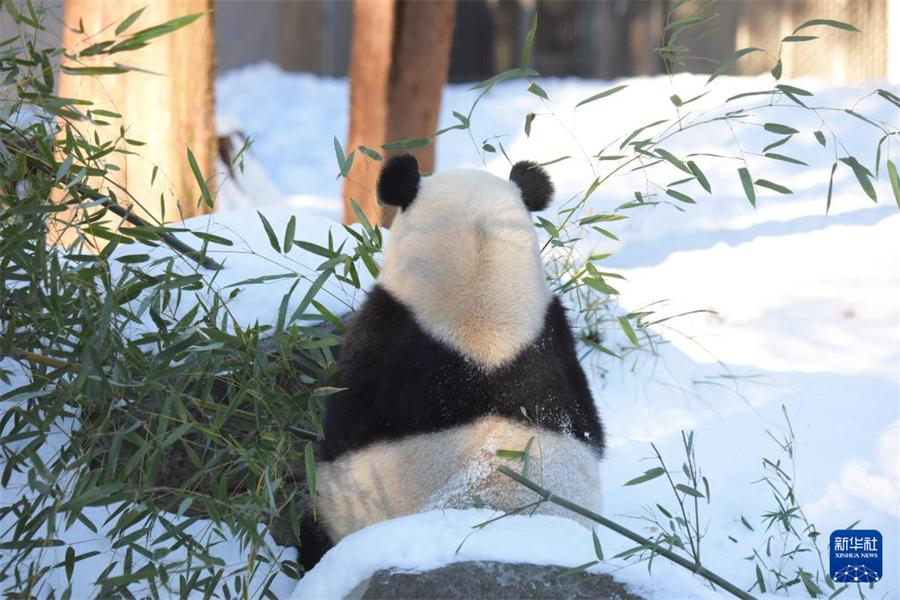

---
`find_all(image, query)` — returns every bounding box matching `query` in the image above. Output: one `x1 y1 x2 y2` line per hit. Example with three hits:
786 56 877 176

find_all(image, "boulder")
345 561 645 600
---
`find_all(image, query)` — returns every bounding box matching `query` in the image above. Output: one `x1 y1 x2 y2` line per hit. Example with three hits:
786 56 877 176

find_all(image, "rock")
346 561 646 600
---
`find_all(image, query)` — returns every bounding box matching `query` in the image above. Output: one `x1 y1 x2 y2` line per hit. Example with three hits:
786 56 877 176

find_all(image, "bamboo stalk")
497 466 757 600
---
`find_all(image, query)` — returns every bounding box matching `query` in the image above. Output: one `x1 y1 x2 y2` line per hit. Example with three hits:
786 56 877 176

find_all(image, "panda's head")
376 154 555 370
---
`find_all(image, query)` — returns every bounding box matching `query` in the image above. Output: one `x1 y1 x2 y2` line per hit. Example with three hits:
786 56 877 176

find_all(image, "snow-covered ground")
2 64 898 599
217 65 900 599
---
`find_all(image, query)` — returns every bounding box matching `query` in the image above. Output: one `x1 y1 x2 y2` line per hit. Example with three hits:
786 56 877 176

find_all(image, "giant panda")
298 154 605 571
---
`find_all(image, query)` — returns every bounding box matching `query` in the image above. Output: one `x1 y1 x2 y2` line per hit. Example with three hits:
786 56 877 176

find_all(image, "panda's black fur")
297 155 605 572
320 288 603 461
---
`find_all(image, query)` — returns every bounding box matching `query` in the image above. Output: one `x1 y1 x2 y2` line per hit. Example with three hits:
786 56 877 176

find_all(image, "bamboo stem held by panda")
496 466 757 600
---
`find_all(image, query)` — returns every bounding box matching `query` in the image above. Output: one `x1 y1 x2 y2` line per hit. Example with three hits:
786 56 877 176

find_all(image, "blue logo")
830 530 882 584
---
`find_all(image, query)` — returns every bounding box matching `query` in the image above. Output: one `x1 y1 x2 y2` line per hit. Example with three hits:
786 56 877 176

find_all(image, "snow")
2 63 899 599
291 510 721 600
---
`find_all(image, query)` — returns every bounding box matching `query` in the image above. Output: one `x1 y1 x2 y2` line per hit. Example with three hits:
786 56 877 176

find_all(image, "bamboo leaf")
826 162 838 214
764 153 808 166
624 466 666 486
527 82 549 100
656 148 692 174
793 19 860 34
755 179 793 195
763 123 798 135
257 211 281 253
115 6 146 35
887 160 900 210
814 130 827 147
738 167 756 207
592 529 604 561
470 67 540 90
618 316 640 346
188 148 214 209
839 156 877 202
687 161 711 193
382 136 432 151
666 189 696 204
521 13 537 69
283 215 297 253
675 483 705 498
707 47 764 84
305 443 317 497
575 84 628 108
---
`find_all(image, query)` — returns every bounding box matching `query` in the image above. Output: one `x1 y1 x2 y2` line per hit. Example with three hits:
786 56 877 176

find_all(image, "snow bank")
291 510 721 600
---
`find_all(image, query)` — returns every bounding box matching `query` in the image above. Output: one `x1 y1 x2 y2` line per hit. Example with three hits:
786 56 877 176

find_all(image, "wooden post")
57 0 216 235
342 0 456 227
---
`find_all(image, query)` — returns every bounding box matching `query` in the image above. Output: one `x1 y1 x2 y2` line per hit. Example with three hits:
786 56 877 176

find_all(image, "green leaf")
656 148 692 174
814 130 827 147
755 179 793 195
707 47 764 84
305 443 317 497
764 153 808 166
887 160 900 210
675 483 705 498
553 561 599 579
782 35 817 43
583 277 619 296
619 119 667 150
666 189 696 204
776 83 813 97
617 316 639 346
762 136 790 153
382 136 432 151
763 123 799 135
575 84 628 108
469 67 540 90
524 112 535 137
521 13 537 69
359 145 383 161
592 529 604 561
624 467 666 486
334 137 353 177
257 211 281 253
283 215 297 253
289 269 333 322
664 13 717 30
191 231 233 246
687 161 711 193
876 89 900 110
537 216 559 238
826 162 838 214
840 156 877 202
60 65 128 76
799 568 824 598
527 82 548 100
738 167 756 207
793 19 860 34
771 59 782 80
187 148 214 209
115 6 146 35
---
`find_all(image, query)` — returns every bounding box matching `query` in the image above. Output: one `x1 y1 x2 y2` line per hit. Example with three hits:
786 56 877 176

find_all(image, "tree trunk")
343 0 456 227
57 0 216 233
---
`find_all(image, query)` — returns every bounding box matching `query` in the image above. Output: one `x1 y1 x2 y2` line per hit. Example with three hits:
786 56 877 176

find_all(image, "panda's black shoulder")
320 286 604 460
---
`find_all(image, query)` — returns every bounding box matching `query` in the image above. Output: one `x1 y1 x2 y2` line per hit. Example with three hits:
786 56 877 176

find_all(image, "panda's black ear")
377 153 420 210
509 160 553 212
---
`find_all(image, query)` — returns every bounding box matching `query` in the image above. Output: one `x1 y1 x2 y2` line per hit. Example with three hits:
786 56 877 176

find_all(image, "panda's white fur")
316 417 602 541
380 168 551 370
